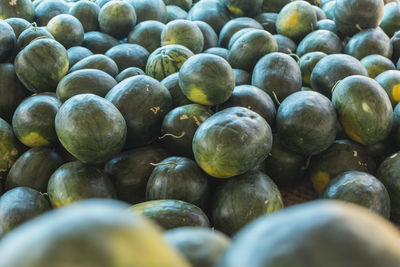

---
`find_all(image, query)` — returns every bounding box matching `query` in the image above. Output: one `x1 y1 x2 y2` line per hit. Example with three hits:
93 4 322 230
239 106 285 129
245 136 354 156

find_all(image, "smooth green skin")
203 47 229 61
364 136 399 166
392 103 400 146
333 0 384 37
179 54 235 106
0 20 15 61
105 43 149 72
193 21 218 51
377 152 400 222
34 0 70 26
0 118 20 182
345 28 392 60
12 95 61 147
82 31 119 54
47 161 116 208
127 20 165 53
16 26 54 52
5 147 64 192
46 14 84 49
67 46 93 68
161 19 204 54
131 200 210 229
320 171 390 218
262 0 292 13
0 199 190 267
211 170 283 236
98 0 136 39
228 28 256 50
146 157 210 209
15 38 68 93
68 54 119 77
309 139 376 194
313 5 325 20
0 187 50 237
0 63 29 123
104 145 170 204
219 200 400 267
4 18 30 39
115 67 145 82
164 227 231 267
223 0 263 17
220 85 276 127
56 69 117 102
105 75 172 148
55 94 127 164
254 12 277 34
263 134 307 186
361 54 396 79
166 5 187 22
193 107 272 178
275 1 317 42
252 52 301 103
161 73 192 107
332 75 393 145
296 30 342 57
163 0 192 11
187 0 230 34
273 34 297 54
380 1 400 38
232 69 251 86
160 104 212 156
0 0 34 21
69 0 100 32
391 28 400 63
377 69 400 106
316 19 337 33
300 51 327 86
310 54 368 98
146 44 194 81
218 17 263 48
131 0 167 23
228 29 278 72
277 91 337 156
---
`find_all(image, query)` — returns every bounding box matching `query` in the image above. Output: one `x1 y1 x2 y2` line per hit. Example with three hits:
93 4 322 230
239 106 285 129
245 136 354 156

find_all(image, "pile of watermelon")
2 0 400 266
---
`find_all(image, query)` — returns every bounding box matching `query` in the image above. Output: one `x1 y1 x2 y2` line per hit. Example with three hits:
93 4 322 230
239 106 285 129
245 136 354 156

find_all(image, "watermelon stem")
31 22 37 32
150 161 177 167
355 24 363 32
331 80 342 94
158 132 186 139
289 53 301 66
272 91 281 106
301 155 312 171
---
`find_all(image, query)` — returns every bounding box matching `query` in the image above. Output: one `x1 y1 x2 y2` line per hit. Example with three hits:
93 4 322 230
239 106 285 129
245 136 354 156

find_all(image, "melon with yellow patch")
375 70 400 107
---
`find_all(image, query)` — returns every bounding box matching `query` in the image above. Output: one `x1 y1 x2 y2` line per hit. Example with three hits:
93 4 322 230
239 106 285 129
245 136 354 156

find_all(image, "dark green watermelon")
222 0 262 17
161 72 192 107
0 118 20 183
4 18 31 39
316 19 337 33
391 31 400 63
69 0 100 32
227 28 256 50
55 94 127 164
392 103 400 146
211 170 283 235
273 34 297 54
313 5 326 20
193 107 272 178
364 136 399 166
46 14 84 49
380 1 400 38
16 24 54 52
166 5 188 22
12 94 61 147
187 0 230 34
193 21 218 51
203 47 229 61
0 187 50 237
105 43 149 71
218 17 263 48
127 20 165 53
14 38 68 93
5 147 64 192
300 51 327 87
361 54 395 79
131 0 167 23
320 171 390 218
82 31 119 54
163 0 192 11
68 54 118 77
0 20 16 62
115 67 145 82
56 69 117 102
105 75 172 148
261 0 292 13
131 199 210 229
0 0 34 22
34 0 70 26
296 29 343 57
376 70 400 107
232 69 251 86
254 12 277 34
66 46 93 67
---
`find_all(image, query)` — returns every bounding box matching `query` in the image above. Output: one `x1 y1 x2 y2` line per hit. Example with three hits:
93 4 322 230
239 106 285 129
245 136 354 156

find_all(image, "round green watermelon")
375 70 400 107
46 14 84 49
0 0 34 22
69 0 100 32
0 20 16 61
0 118 20 182
127 20 165 53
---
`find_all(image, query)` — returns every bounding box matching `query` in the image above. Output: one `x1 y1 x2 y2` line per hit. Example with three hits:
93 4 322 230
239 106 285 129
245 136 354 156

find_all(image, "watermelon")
300 51 327 86
69 0 100 32
14 38 68 93
193 107 272 178
320 171 390 218
364 136 399 166
0 199 190 267
0 118 20 182
5 147 64 192
273 34 297 54
313 5 326 20
361 54 396 79
332 75 393 145
66 46 93 67
47 161 116 208
55 94 127 164
127 20 165 53
146 156 210 209
104 145 170 204
34 0 70 27
203 47 229 60
227 28 257 50
223 0 263 17
0 20 16 62
56 69 117 102
376 70 400 107
392 103 400 146
211 170 283 235
179 54 235 106
261 0 292 13
105 43 149 71
161 73 192 107
193 21 218 51
0 187 50 237
115 67 145 82
68 54 118 77
82 31 119 54
218 17 263 48
46 14 84 49
16 24 54 52
296 29 343 57
232 69 251 86
146 44 194 81
187 0 230 34
131 199 210 229
316 18 337 33
380 1 400 38
130 0 167 23
12 94 61 147
0 0 34 21
163 0 192 11
160 104 212 156
254 12 277 34
4 18 31 39
105 75 172 148
391 31 400 63
166 5 188 22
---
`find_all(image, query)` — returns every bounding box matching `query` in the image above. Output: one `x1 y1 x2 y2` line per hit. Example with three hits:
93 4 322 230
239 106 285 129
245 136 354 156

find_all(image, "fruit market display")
3 0 400 266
